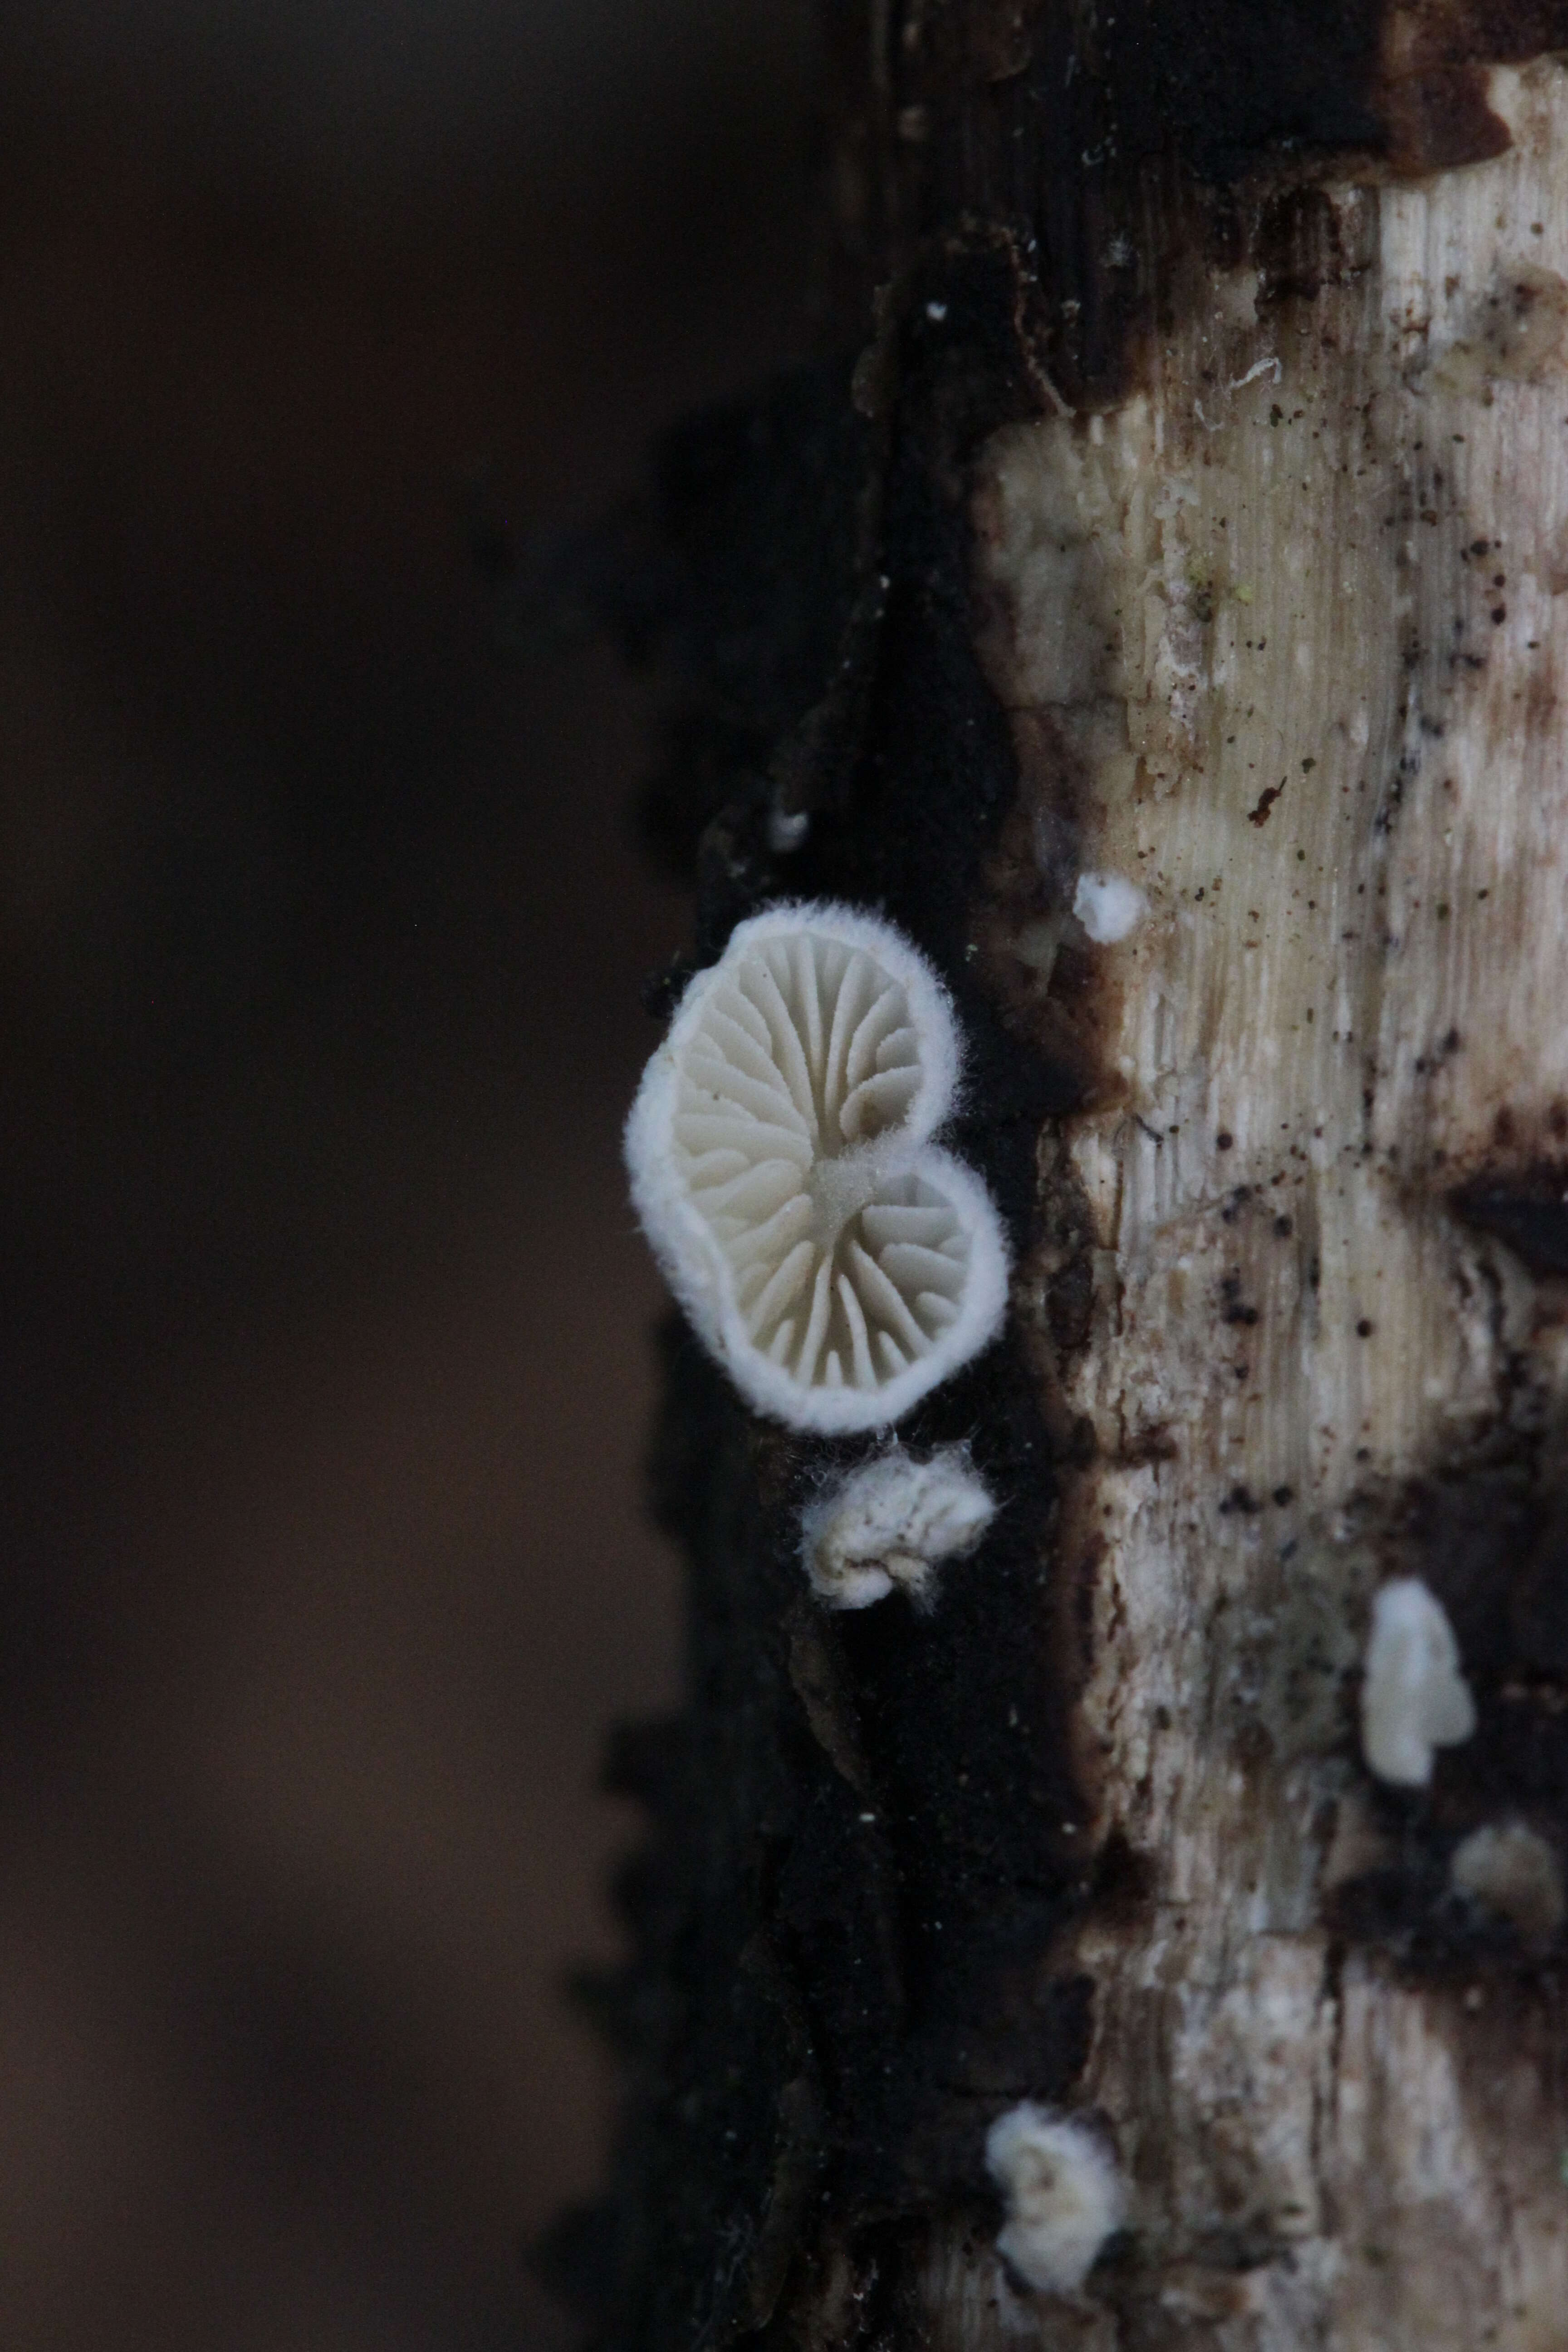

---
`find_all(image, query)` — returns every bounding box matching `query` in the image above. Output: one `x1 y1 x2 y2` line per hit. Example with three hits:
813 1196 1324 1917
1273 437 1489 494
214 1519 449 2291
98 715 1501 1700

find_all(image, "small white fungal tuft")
626 902 1010 1433
1360 1577 1477 1788
800 1443 997 1609
1450 1820 1566 1943
1072 871 1147 944
985 2105 1126 2297
767 805 811 855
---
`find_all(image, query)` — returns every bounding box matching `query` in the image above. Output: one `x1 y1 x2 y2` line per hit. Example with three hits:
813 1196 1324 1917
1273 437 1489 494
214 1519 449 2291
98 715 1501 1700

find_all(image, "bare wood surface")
966 64 1568 2339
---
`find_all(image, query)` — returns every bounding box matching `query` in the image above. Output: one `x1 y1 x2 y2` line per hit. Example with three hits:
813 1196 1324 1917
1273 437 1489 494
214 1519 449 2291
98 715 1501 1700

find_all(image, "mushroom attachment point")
625 902 1009 1432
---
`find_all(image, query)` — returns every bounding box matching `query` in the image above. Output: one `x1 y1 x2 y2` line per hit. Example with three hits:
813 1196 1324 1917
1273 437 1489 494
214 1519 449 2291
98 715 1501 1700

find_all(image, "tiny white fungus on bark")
625 902 1010 1433
1360 1577 1477 1788
766 805 811 854
1072 871 1147 943
799 1443 996 1609
985 2104 1126 2297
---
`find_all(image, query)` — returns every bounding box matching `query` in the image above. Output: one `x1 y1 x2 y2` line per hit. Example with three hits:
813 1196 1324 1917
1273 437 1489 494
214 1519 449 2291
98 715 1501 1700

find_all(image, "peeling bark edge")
823 0 1568 406
551 244 1098 2352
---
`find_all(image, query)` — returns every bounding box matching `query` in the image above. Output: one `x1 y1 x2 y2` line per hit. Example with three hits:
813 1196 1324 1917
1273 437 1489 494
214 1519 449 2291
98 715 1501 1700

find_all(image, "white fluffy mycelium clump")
626 903 1009 1433
799 1443 996 1609
1360 1576 1477 1788
985 2104 1126 2298
1071 870 1147 944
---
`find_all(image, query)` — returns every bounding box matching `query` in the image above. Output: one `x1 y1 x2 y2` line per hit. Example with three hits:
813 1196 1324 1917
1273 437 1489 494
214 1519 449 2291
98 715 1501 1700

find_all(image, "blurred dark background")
0 4 817 2344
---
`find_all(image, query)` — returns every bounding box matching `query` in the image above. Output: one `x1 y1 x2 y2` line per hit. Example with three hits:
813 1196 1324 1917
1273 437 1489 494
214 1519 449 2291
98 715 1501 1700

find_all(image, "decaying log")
570 11 1568 2350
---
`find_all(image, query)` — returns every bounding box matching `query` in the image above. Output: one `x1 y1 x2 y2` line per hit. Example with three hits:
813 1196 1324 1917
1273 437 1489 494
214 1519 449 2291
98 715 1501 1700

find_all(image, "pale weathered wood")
955 54 1568 2351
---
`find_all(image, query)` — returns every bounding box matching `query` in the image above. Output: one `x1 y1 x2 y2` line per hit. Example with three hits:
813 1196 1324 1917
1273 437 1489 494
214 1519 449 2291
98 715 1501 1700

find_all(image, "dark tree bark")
560 9 1568 2347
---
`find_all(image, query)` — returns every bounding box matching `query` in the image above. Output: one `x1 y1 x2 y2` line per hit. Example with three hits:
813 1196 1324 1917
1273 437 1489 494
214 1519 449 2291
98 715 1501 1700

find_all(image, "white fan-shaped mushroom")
625 902 1010 1432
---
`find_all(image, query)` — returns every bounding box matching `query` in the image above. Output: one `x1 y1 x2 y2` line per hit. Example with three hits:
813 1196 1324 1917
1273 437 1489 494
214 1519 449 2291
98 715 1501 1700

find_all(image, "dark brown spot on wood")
1047 1254 1096 1352
1122 1421 1180 1465
1222 1273 1260 1326
1255 182 1368 305
1378 60 1511 174
1089 1834 1153 1923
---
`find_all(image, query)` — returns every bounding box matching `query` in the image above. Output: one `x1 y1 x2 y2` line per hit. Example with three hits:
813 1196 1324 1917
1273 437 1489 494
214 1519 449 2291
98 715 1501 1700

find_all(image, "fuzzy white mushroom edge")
625 902 1010 1433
